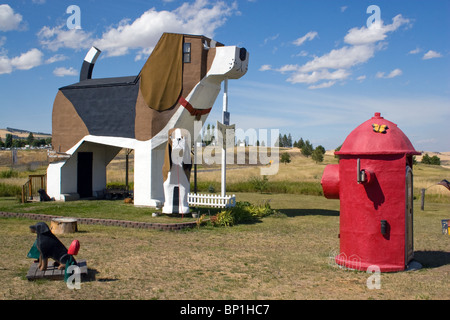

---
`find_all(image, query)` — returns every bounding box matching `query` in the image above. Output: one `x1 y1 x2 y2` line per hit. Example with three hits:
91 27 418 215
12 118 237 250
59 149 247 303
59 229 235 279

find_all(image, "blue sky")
0 0 449 151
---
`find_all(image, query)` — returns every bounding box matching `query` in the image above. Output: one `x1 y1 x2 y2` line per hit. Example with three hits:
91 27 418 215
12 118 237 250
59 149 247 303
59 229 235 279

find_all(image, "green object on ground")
27 240 40 260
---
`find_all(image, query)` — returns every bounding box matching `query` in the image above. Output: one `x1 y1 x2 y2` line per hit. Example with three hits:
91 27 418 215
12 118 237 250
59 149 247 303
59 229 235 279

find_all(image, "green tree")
280 152 291 164
26 132 34 145
5 134 12 148
297 138 305 149
430 155 441 165
421 154 431 164
312 148 324 163
287 133 292 147
282 134 288 147
301 140 313 157
334 144 342 159
315 145 326 154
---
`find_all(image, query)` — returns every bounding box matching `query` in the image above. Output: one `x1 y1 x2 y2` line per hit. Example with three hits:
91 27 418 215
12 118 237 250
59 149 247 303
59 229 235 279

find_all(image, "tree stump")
50 218 78 234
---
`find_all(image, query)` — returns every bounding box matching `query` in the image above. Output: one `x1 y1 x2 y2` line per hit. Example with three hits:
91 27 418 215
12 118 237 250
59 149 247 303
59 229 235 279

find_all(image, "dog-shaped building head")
48 32 248 207
162 128 192 214
29 222 77 271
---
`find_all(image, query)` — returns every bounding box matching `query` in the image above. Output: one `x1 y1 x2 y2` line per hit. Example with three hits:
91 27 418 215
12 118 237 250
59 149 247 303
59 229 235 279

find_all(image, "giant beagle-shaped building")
47 32 249 207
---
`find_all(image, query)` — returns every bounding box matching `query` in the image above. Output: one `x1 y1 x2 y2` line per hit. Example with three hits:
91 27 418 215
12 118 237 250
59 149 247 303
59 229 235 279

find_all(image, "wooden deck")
26 259 87 281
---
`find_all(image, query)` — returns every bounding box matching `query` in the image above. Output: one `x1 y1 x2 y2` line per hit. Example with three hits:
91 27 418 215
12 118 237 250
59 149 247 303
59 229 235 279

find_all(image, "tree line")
0 133 51 149
278 133 326 164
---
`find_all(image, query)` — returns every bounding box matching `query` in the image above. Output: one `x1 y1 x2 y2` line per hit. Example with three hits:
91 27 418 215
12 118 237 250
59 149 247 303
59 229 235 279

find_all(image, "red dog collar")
178 96 212 119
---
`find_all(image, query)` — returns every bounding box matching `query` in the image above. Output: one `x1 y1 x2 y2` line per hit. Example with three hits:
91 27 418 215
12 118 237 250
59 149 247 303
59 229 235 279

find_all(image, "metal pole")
125 150 129 192
420 188 425 211
221 78 228 197
194 143 198 194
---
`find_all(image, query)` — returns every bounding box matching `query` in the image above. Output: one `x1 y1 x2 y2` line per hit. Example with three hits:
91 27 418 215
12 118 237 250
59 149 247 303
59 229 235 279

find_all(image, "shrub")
215 209 234 227
421 154 441 165
0 183 21 197
249 175 269 193
0 170 20 179
106 182 134 190
280 152 291 164
192 179 323 196
312 148 324 163
212 201 277 227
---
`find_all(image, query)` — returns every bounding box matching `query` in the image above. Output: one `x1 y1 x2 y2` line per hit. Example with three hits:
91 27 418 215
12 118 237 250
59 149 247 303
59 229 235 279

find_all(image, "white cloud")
292 31 318 46
270 14 411 89
376 68 402 79
259 64 272 71
0 48 43 74
262 34 279 45
344 14 410 46
357 75 366 82
299 44 375 73
308 81 336 90
340 6 348 13
10 48 43 70
408 47 421 54
38 0 238 58
53 67 77 77
422 50 442 60
287 69 350 85
45 54 67 64
293 50 308 57
38 25 93 52
0 55 12 74
0 4 23 31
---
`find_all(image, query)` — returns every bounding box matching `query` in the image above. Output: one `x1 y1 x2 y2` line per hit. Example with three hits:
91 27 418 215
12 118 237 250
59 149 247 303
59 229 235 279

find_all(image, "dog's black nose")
239 48 247 61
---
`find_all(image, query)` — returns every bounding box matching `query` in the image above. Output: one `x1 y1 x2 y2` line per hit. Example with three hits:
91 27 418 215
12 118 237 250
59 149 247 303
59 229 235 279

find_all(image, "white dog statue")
162 128 192 214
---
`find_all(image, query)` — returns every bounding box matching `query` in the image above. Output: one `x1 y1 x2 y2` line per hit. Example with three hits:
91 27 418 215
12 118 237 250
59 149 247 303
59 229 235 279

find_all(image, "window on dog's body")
183 43 191 63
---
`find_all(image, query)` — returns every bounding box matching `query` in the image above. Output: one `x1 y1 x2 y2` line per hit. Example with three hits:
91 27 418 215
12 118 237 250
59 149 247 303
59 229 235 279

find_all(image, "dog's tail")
80 47 101 81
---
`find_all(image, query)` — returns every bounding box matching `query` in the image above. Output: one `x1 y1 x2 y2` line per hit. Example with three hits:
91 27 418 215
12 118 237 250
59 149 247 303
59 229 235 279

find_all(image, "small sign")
217 121 235 148
223 111 230 126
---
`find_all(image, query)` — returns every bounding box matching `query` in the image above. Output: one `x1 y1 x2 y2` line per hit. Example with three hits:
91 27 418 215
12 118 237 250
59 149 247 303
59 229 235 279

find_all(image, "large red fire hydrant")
321 112 421 272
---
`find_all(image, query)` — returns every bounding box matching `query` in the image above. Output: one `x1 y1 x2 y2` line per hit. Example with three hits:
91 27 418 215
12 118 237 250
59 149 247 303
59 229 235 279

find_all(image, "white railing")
188 193 236 208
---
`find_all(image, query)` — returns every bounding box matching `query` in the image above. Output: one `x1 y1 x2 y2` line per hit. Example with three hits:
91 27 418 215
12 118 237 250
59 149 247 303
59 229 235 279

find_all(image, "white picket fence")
188 193 236 208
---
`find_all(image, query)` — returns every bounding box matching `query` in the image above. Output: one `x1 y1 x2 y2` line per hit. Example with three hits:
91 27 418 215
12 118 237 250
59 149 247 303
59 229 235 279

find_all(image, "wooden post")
420 188 425 211
29 178 32 199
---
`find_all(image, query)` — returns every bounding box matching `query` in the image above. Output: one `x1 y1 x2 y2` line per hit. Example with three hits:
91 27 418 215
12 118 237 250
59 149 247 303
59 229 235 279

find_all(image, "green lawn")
0 192 448 300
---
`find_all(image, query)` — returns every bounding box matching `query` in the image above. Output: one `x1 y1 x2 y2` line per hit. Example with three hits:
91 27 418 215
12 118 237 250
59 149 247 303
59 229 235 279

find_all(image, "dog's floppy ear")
139 33 184 112
35 222 50 234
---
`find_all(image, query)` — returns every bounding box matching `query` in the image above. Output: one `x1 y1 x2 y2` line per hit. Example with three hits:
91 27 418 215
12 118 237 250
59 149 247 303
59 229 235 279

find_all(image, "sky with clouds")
0 0 449 151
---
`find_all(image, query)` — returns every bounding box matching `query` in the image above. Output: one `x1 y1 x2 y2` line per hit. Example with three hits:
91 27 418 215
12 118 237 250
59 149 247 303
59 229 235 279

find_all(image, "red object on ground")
321 112 420 272
68 239 80 255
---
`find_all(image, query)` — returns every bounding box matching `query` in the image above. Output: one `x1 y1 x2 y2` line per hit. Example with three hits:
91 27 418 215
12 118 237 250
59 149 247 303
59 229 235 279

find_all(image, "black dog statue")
29 222 75 271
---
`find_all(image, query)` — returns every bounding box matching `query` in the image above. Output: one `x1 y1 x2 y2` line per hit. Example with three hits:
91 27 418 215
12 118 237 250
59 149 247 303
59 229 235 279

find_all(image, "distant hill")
0 128 51 141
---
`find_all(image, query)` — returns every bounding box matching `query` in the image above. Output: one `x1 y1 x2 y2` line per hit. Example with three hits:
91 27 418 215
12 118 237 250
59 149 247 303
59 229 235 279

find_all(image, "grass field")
0 194 448 300
0 148 448 300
